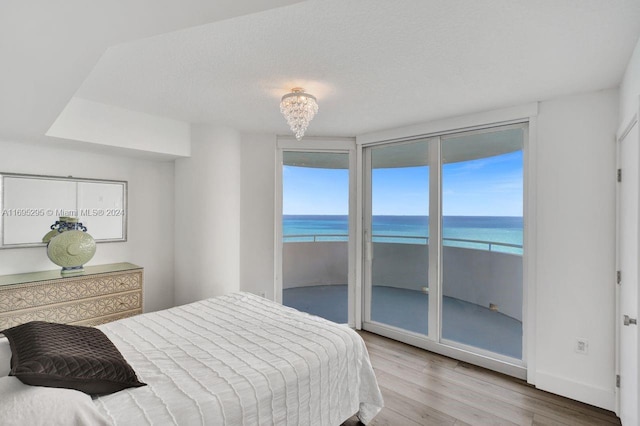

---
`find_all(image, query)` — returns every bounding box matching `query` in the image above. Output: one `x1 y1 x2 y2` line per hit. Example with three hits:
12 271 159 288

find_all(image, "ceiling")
2 0 640 147
0 0 302 142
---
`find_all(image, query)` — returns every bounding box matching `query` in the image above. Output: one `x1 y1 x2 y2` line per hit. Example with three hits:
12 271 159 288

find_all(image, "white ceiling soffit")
75 0 640 139
441 127 524 165
284 126 523 169
378 127 525 168
284 151 349 169
0 0 303 142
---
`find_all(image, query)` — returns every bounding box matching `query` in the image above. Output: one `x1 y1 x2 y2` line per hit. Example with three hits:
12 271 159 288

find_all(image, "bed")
1 292 383 426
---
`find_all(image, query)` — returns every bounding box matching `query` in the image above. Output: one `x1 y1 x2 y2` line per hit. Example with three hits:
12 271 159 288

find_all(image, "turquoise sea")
283 215 523 254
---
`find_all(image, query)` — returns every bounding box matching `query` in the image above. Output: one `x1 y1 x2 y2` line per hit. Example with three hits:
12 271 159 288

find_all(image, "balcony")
283 236 523 359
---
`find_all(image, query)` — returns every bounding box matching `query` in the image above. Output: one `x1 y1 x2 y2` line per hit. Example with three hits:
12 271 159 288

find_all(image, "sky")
283 150 523 216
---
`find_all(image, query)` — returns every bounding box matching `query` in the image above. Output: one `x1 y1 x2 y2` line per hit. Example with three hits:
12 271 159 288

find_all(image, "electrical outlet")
575 338 589 355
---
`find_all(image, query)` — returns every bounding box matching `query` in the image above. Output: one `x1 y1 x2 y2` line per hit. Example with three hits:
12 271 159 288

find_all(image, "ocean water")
283 215 523 254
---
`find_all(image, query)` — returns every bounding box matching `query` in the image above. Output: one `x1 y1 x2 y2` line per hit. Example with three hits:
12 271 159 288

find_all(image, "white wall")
283 242 523 321
620 36 640 129
535 89 618 409
47 98 191 157
174 124 241 305
283 241 348 288
442 247 523 321
239 134 277 299
0 139 175 313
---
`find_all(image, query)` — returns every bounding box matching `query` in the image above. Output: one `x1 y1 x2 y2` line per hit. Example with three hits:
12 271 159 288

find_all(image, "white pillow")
0 376 112 426
0 337 11 377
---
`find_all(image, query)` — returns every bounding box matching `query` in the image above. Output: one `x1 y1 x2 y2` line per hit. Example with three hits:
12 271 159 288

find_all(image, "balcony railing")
283 234 522 254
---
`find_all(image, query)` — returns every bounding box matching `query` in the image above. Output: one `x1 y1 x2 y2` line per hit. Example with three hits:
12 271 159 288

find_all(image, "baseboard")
535 370 615 411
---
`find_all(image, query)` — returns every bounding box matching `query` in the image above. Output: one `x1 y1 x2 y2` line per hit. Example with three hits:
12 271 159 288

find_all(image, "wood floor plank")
369 407 423 426
371 353 534 426
379 385 457 425
375 368 521 425
530 398 619 426
360 331 459 370
452 362 619 425
357 331 620 426
370 351 534 422
370 345 615 426
531 413 571 426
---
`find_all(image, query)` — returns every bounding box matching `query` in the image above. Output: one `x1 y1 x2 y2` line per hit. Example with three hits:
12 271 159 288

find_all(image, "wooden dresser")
0 263 143 330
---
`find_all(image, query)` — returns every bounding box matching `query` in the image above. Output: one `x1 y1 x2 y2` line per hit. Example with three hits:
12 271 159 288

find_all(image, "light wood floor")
343 331 620 426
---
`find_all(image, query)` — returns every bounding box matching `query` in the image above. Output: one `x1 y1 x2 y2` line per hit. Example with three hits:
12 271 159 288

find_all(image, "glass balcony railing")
283 234 523 255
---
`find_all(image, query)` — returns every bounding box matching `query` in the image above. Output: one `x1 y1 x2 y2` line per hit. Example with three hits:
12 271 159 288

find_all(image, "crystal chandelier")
280 87 318 141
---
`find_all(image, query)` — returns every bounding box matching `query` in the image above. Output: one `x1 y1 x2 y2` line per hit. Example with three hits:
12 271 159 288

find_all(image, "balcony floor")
283 284 522 359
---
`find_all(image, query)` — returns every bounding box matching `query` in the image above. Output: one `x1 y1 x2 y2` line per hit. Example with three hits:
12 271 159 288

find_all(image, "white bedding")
95 292 383 425
0 376 111 426
0 336 11 377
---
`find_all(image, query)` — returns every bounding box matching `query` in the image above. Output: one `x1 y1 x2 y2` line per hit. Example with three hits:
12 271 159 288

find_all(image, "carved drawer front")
78 310 142 327
0 270 142 313
0 291 142 330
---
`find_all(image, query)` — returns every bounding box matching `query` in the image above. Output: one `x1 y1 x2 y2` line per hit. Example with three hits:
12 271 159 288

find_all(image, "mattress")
94 292 383 425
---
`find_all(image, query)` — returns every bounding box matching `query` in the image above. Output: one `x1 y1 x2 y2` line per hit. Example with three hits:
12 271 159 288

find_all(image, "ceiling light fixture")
280 87 318 141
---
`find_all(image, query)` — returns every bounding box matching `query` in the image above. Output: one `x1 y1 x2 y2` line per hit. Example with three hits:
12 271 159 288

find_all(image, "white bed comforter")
95 292 383 426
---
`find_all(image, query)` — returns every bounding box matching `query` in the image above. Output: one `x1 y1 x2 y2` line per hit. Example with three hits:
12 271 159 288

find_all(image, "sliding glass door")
365 139 433 337
363 124 526 369
281 152 349 323
276 141 356 326
440 127 524 360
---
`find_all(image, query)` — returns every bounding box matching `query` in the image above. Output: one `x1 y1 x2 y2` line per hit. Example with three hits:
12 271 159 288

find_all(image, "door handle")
623 315 638 326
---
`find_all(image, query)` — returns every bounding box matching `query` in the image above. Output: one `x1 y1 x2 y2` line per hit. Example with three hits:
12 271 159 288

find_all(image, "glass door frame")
361 137 441 341
360 122 530 379
438 124 528 366
274 136 357 327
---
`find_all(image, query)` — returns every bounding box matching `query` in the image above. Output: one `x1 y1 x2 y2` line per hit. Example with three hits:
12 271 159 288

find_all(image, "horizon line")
283 214 524 217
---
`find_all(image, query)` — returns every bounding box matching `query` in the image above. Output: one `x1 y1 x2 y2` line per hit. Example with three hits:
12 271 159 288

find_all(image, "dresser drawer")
77 310 142 327
0 270 142 313
0 290 142 330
